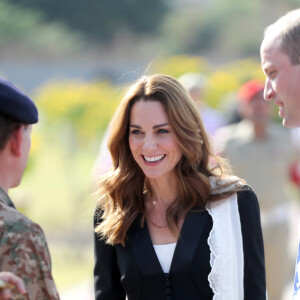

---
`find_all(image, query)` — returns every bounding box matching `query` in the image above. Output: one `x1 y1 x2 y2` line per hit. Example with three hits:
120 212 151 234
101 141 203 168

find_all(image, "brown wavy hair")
95 74 243 245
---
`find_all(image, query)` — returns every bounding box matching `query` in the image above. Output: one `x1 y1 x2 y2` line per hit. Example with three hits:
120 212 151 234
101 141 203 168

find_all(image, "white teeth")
143 155 165 162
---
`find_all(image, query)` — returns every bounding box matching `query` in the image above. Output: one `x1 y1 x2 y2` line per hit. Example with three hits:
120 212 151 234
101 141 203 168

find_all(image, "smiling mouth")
143 155 166 162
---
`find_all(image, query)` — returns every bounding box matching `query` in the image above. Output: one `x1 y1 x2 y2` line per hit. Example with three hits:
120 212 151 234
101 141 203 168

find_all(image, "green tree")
11 0 169 41
0 0 84 55
159 0 299 58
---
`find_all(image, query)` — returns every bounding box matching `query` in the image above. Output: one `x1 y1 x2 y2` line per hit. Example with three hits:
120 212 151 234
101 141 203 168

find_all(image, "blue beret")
0 78 38 124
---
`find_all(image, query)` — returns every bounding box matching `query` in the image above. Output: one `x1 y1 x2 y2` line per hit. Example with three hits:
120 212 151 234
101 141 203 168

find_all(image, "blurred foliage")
11 0 169 42
0 0 298 60
0 0 84 55
151 55 211 79
34 80 123 144
205 71 241 109
159 0 299 58
205 58 264 108
151 55 263 108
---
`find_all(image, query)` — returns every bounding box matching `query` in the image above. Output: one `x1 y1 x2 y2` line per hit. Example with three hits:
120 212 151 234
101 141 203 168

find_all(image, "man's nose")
264 80 275 101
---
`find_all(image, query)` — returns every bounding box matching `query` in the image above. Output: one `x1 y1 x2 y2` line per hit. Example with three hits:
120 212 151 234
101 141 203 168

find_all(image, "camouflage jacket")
0 187 60 300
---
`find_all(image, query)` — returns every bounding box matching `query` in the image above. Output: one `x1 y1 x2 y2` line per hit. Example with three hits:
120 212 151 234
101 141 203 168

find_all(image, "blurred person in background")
0 272 26 300
0 78 60 300
178 72 225 137
260 9 300 299
94 74 266 299
214 80 299 300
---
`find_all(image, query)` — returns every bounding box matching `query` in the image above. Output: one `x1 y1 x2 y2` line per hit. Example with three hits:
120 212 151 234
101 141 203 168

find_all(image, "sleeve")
94 213 126 300
1 223 60 300
237 186 267 300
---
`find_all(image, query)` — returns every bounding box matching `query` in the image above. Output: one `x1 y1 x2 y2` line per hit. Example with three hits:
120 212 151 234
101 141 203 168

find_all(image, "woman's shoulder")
207 183 259 211
236 185 260 216
209 176 244 193
237 185 258 201
207 184 261 228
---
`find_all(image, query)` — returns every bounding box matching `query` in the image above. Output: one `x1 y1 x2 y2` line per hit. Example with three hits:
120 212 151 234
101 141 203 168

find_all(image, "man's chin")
282 118 300 128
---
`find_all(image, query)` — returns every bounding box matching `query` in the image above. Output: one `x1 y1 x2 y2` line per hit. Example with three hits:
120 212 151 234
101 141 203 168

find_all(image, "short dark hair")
0 113 21 151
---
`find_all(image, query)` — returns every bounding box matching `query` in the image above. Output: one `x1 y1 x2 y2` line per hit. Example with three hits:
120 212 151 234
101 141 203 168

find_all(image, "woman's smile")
142 154 166 163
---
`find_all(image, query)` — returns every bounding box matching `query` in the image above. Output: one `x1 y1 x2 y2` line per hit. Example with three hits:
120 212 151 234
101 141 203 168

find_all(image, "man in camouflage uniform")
0 78 60 300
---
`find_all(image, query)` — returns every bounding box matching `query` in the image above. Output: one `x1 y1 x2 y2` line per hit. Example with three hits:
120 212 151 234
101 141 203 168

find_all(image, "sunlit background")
2 0 300 299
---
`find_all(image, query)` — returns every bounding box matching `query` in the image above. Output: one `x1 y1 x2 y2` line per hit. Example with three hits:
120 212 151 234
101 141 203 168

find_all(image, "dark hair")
0 114 21 151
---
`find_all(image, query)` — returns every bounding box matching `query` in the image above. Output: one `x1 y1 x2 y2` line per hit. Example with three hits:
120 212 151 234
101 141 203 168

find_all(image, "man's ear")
10 126 23 157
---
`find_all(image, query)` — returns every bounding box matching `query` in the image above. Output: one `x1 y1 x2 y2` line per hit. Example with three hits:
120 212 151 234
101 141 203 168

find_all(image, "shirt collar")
0 186 16 208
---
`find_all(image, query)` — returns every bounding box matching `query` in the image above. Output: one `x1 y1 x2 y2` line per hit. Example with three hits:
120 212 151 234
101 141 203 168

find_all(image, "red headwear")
238 80 265 102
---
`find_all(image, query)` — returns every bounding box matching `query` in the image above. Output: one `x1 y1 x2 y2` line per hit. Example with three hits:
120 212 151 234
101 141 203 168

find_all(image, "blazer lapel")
131 219 164 276
170 209 208 272
130 210 209 276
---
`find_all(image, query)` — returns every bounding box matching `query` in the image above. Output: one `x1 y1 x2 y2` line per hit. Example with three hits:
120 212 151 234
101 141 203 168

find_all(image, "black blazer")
94 186 266 300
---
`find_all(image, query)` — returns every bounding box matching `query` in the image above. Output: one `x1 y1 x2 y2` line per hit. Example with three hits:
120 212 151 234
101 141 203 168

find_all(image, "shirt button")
165 280 171 287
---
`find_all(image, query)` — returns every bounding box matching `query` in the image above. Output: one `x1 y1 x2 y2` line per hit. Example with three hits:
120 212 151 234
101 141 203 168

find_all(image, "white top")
153 242 177 273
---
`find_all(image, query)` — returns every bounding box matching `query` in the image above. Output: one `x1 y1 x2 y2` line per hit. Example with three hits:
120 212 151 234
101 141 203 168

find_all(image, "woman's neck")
147 174 178 207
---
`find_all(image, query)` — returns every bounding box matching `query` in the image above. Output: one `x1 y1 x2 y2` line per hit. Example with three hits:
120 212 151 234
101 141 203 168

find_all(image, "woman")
94 74 266 300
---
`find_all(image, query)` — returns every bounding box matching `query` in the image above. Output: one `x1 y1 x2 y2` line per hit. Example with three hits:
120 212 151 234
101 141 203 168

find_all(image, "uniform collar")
0 186 16 208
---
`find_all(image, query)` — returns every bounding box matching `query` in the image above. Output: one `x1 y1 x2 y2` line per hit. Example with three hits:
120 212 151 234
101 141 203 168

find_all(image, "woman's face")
129 100 182 180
